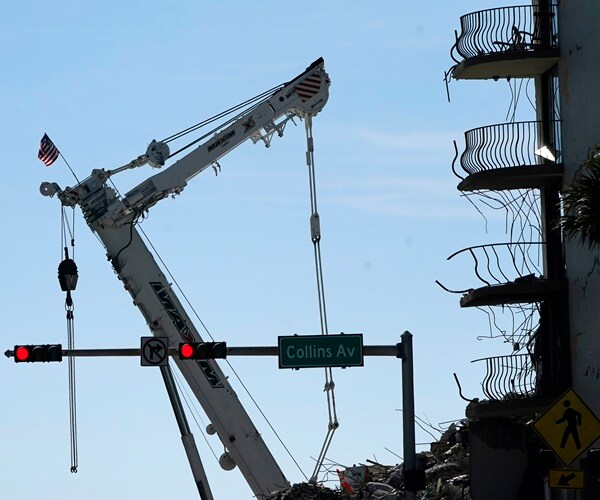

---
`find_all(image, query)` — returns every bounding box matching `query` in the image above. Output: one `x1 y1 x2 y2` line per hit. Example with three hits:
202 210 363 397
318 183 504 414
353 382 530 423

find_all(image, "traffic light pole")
400 331 422 498
6 345 405 358
160 364 214 500
6 338 421 496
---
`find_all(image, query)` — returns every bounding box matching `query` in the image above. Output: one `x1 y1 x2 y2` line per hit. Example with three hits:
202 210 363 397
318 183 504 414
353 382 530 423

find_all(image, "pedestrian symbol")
534 388 600 466
556 400 582 450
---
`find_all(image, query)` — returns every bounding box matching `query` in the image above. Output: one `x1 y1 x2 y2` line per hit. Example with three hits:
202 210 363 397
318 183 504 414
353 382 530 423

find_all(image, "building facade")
446 1 599 498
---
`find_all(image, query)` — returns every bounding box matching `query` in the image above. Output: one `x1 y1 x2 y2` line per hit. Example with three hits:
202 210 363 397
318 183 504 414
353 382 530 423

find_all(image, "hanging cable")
304 115 339 483
505 78 525 123
66 299 78 473
59 207 79 473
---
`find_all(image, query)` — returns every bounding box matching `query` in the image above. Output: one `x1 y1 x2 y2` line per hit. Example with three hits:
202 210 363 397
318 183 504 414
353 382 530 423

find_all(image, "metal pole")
5 344 405 359
159 365 214 500
401 331 417 500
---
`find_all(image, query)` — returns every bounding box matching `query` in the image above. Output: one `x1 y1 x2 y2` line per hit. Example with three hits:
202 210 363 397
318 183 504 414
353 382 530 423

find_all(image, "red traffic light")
178 342 227 360
13 344 63 363
180 343 196 359
15 346 30 362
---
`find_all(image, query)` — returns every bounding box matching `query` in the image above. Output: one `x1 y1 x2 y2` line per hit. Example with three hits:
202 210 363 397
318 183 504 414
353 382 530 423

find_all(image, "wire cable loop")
304 115 339 483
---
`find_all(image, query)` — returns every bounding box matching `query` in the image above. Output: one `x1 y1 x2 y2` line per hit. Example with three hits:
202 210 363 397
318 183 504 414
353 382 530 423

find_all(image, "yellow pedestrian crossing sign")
534 388 600 466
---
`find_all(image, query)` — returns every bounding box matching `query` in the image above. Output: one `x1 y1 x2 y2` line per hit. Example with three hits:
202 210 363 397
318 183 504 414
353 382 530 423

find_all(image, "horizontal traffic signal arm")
5 342 403 360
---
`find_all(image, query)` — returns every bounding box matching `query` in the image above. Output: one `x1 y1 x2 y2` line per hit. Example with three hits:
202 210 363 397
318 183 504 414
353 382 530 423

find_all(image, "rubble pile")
270 421 471 500
268 482 343 499
420 421 470 499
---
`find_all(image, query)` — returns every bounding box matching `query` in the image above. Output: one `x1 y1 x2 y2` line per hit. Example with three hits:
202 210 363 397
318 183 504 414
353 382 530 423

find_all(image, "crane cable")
161 85 284 159
59 207 79 473
161 85 282 144
304 115 339 483
137 226 309 481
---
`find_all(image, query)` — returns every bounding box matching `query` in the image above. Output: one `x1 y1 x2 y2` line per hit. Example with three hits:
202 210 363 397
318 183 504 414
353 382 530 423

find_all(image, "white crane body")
40 58 330 498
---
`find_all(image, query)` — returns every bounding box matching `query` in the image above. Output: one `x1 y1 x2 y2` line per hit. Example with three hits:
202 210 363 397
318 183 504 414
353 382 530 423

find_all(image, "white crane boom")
40 58 330 498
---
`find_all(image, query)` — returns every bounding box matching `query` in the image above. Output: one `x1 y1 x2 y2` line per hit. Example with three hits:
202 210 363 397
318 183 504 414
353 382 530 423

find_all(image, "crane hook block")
58 258 79 292
146 140 170 168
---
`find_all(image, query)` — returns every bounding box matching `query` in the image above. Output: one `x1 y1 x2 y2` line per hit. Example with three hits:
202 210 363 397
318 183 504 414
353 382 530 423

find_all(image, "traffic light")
179 342 227 360
13 344 63 363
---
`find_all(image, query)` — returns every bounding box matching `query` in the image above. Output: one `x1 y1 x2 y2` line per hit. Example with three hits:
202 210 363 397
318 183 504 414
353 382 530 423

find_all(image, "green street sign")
278 334 363 369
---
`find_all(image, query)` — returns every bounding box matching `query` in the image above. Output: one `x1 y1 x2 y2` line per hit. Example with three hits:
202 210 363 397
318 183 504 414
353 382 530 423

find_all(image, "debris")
338 465 372 494
343 421 470 499
268 482 344 500
363 482 400 499
270 421 471 499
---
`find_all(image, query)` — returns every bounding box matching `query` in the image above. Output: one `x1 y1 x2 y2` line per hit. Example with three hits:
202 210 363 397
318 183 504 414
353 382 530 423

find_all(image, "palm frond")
557 146 600 249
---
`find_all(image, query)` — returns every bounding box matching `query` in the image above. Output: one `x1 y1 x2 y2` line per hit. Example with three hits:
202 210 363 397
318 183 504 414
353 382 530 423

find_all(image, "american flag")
38 133 60 166
295 73 322 101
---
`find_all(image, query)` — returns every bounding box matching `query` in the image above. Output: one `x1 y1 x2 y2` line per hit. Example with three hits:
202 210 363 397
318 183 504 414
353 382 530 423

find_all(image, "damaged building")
440 1 600 498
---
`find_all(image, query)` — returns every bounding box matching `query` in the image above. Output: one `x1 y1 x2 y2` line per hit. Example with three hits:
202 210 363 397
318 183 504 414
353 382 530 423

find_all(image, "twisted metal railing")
451 4 558 63
475 302 539 347
444 242 544 288
452 120 561 177
472 353 537 400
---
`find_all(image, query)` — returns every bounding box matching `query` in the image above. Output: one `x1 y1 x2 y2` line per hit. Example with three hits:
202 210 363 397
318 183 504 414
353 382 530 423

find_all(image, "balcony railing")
437 242 568 307
451 4 558 63
445 242 544 287
454 120 562 178
472 353 537 400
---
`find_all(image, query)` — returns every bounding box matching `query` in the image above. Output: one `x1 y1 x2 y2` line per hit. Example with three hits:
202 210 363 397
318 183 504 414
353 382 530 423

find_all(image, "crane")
40 58 330 498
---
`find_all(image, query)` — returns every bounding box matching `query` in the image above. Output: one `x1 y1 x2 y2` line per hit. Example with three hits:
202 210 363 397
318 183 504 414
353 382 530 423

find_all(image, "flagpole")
58 152 81 184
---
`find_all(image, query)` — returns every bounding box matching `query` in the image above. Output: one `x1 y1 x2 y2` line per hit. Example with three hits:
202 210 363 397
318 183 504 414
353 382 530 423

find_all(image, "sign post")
400 331 424 498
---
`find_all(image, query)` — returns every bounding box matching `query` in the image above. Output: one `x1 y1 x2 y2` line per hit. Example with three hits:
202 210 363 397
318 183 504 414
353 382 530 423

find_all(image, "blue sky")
1 1 536 498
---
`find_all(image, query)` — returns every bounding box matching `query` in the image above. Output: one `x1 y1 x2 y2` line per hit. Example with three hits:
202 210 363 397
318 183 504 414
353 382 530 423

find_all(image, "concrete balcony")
438 242 567 307
466 395 554 419
459 278 566 307
450 4 559 80
453 120 563 191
